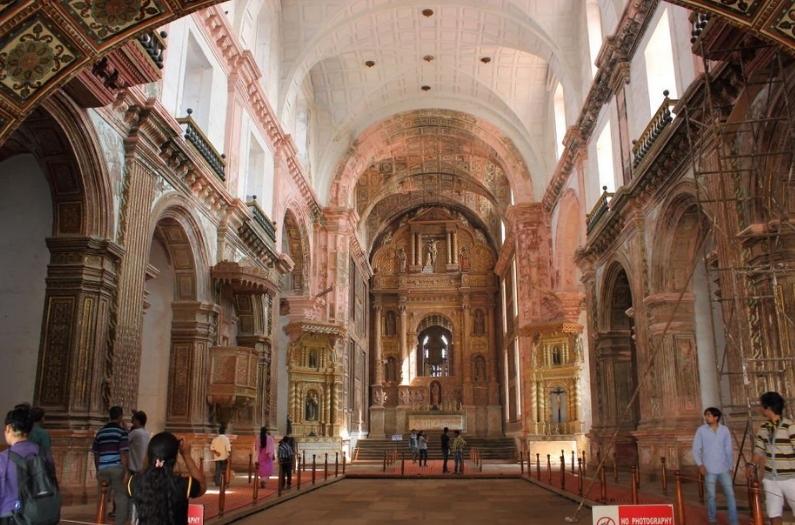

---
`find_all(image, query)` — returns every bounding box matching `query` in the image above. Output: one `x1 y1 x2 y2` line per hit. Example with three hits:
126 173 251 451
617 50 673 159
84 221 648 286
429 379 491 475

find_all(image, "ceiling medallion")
480 57 491 64
423 55 434 62
422 9 434 17
421 85 431 91
365 60 375 67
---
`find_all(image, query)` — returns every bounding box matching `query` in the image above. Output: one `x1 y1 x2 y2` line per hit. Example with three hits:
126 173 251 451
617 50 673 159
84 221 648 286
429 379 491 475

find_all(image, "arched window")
180 33 213 132
644 8 679 114
596 121 616 193
553 83 567 159
586 0 603 77
418 326 452 377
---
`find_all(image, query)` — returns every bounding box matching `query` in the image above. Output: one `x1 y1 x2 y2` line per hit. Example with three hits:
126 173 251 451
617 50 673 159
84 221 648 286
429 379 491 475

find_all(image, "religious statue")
473 355 486 382
458 245 470 271
385 311 396 336
396 246 407 273
473 309 485 336
305 391 319 421
430 381 441 409
424 240 438 269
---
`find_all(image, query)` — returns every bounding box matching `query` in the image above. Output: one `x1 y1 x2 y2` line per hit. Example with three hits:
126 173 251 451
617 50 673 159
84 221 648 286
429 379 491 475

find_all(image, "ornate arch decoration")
416 313 455 335
599 260 636 333
649 187 710 293
148 194 212 303
281 208 311 295
0 91 113 238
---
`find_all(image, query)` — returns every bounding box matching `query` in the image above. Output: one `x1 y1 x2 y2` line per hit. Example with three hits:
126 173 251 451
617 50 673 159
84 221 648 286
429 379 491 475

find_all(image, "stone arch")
599 260 636 333
554 190 583 291
281 208 311 295
416 313 455 334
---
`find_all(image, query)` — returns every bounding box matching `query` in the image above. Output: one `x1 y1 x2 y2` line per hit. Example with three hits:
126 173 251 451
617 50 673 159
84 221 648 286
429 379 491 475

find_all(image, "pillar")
399 303 408 383
374 303 383 384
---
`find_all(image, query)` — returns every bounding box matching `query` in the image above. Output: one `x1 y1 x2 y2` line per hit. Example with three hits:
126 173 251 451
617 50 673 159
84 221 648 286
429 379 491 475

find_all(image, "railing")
136 30 167 69
689 11 711 45
586 186 615 234
632 91 677 169
246 197 277 246
177 109 226 181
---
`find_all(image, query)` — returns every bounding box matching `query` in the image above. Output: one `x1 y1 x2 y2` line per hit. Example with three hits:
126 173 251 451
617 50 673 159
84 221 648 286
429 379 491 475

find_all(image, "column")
374 303 384 384
486 305 499 405
610 62 632 184
399 303 408 383
447 231 453 264
461 301 472 405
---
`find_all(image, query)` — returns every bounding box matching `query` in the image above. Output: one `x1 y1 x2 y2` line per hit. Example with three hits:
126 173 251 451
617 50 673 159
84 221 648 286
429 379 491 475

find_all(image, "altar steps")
353 433 517 461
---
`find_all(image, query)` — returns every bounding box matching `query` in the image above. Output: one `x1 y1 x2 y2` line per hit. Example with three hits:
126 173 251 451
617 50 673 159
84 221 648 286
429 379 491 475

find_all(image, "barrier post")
582 450 587 476
401 453 405 477
613 455 619 483
226 458 232 486
95 481 109 524
571 450 575 474
277 460 283 497
630 466 639 504
599 463 608 503
536 453 541 480
560 454 566 490
547 454 552 483
248 453 253 484
252 462 259 502
520 451 525 474
343 454 347 475
383 450 387 472
674 470 686 525
577 458 583 496
698 470 705 503
312 454 317 485
297 457 302 490
218 467 227 516
660 457 668 494
324 453 328 480
750 480 764 525
302 450 306 471
634 463 640 488
335 452 339 477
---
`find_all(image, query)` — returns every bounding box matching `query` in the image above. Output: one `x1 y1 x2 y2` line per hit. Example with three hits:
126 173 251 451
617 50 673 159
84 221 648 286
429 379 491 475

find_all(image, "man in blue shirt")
692 407 739 525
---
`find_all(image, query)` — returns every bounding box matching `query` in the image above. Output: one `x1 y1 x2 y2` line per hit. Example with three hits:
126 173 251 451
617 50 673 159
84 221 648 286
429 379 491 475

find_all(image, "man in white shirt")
210 425 232 487
127 410 150 475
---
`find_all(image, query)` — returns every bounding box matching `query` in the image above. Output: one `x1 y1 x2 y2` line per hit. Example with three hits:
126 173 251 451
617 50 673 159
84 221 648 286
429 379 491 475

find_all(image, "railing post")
698 470 705 503
95 480 109 524
225 459 232 486
547 454 552 483
630 466 639 504
277 460 283 497
571 450 576 474
383 450 387 472
674 470 686 525
599 464 608 503
248 452 253 484
750 480 764 525
324 453 328 481
343 453 347 475
660 457 668 494
335 452 339 477
613 455 619 483
219 465 227 516
297 457 302 490
536 453 541 480
401 453 405 477
560 454 566 490
582 450 587 476
252 462 259 502
577 458 583 496
302 450 306 471
633 463 640 489
520 451 524 474
312 454 317 485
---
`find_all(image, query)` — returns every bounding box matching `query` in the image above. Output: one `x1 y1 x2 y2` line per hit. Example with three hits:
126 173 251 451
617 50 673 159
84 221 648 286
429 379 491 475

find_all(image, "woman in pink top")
256 427 275 488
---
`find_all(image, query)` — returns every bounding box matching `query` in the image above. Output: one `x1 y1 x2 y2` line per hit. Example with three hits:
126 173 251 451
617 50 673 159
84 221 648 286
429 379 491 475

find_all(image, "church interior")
1 0 795 522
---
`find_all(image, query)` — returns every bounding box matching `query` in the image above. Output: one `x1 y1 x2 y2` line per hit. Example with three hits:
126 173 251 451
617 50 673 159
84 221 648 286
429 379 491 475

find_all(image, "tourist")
409 429 418 462
91 406 129 525
451 430 466 474
256 427 275 489
441 427 451 473
26 405 52 464
278 437 294 490
752 391 795 525
692 407 739 525
128 432 205 525
417 431 428 467
128 410 150 476
210 424 232 487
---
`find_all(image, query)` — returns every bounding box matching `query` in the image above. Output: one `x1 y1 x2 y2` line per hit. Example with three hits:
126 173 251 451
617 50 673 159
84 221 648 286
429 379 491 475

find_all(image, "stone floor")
234 478 593 524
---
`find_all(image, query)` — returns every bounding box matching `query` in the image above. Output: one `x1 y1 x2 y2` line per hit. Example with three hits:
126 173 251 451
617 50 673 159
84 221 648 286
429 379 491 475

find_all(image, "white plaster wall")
0 154 52 418
138 238 175 434
89 110 126 242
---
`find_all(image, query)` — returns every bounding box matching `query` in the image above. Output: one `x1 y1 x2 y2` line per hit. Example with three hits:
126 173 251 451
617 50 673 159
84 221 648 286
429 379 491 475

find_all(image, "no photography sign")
592 504 675 525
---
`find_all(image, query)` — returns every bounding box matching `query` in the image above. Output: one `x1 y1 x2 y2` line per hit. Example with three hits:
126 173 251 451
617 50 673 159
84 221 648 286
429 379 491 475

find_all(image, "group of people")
408 427 466 473
692 391 795 525
251 426 297 491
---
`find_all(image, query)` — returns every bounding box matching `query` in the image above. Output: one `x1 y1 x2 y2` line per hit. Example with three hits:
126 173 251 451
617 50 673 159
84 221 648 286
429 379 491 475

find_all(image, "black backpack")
7 450 60 525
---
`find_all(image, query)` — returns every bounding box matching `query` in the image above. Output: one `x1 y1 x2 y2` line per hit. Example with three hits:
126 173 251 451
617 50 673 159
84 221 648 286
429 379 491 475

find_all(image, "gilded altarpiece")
369 208 502 436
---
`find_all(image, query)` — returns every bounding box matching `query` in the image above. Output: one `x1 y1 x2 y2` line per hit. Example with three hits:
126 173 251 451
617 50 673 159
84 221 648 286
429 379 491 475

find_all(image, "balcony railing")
689 11 711 45
246 197 277 246
631 91 677 169
586 186 615 234
136 30 167 69
177 109 226 181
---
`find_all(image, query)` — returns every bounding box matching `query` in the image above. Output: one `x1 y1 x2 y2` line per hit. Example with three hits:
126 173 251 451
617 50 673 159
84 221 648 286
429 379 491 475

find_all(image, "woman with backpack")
0 405 59 525
128 432 206 525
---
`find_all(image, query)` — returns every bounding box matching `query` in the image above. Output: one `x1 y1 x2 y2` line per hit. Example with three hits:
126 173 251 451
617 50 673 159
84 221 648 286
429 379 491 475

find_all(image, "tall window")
244 133 274 216
553 83 567 159
644 8 678 113
596 121 616 192
586 0 603 77
180 33 213 131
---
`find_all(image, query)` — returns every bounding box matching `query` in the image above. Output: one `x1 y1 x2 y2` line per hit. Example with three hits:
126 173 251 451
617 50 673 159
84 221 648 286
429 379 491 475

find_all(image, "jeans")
454 451 464 473
442 449 450 472
279 460 292 488
419 449 428 466
214 459 228 486
704 471 739 525
97 465 129 525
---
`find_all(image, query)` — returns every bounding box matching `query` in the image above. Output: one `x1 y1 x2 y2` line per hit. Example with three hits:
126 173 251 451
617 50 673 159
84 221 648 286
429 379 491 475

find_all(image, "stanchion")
599 464 607 503
633 463 640 489
613 455 619 483
335 452 339 477
252 462 259 502
571 450 575 474
226 458 232 486
324 453 328 480
698 470 705 503
277 460 283 497
302 450 306 471
536 453 541 480
199 457 204 476
312 454 317 485
383 450 387 472
560 454 566 490
401 453 405 476
520 451 525 474
218 467 227 516
95 481 109 524
343 454 347 474
577 458 583 496
547 454 552 483
630 466 638 504
297 457 302 490
248 453 253 484
660 457 668 494
673 470 686 525
582 450 587 476
750 480 764 525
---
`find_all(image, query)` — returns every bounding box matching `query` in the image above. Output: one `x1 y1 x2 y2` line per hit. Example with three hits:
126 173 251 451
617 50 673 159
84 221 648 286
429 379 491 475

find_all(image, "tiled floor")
234 478 593 524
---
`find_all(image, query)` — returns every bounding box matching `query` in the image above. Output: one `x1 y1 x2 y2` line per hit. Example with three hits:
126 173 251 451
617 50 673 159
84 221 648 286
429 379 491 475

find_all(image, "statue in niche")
385 311 396 337
473 355 486 382
308 349 319 368
424 240 438 270
551 345 562 366
473 309 485 336
458 246 470 271
430 381 441 409
396 247 407 273
305 391 319 421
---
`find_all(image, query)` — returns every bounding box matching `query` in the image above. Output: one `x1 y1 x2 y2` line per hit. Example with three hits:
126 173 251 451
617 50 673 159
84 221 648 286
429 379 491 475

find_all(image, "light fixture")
421 85 431 91
422 8 434 17
365 60 375 68
480 57 491 64
423 55 434 63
